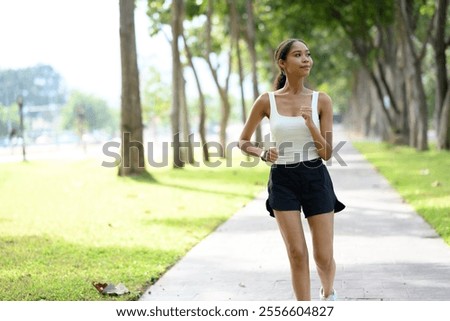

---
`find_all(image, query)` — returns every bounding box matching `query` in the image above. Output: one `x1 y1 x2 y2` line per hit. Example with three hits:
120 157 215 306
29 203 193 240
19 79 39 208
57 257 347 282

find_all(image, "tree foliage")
144 0 449 153
141 66 171 127
0 64 66 106
60 91 117 134
0 104 19 139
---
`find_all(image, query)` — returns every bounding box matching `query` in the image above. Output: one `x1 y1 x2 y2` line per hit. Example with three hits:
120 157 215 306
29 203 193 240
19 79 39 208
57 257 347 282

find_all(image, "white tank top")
268 91 320 164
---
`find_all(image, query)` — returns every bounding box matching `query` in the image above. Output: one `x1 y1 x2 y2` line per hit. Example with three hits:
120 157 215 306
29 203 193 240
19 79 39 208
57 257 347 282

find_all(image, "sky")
0 0 172 107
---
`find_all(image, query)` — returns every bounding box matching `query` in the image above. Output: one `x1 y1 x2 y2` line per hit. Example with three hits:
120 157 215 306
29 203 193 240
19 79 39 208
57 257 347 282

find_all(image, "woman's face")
280 41 313 77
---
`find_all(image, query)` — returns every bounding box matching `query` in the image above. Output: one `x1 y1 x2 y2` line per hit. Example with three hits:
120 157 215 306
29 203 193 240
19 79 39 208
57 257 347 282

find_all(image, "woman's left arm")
303 92 333 160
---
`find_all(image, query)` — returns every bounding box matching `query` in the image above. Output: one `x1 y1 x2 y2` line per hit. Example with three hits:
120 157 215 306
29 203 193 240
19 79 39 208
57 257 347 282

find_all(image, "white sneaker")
320 287 337 301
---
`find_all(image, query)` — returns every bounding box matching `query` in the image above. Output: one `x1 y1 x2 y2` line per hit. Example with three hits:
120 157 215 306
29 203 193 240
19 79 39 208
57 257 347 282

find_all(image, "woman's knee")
313 249 334 269
287 245 309 266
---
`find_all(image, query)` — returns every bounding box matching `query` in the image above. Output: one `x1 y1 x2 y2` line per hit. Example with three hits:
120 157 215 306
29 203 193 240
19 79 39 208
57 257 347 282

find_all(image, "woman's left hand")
299 106 314 127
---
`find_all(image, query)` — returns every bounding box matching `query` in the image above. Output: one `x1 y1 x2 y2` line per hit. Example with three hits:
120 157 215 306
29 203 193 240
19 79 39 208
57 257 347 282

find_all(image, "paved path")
140 127 450 301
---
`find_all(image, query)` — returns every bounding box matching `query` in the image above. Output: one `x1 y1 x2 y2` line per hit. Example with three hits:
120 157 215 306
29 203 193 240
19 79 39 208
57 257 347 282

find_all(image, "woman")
238 39 345 301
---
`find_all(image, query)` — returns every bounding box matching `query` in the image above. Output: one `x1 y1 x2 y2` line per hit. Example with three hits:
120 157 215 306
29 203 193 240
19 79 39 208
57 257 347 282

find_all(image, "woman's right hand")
266 147 279 163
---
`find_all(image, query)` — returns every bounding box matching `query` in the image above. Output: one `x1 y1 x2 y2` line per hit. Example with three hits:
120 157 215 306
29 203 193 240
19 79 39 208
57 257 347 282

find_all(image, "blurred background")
0 0 449 163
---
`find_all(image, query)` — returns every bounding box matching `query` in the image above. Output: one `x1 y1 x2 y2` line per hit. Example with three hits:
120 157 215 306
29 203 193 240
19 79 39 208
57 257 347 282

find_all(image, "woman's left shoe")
319 287 337 301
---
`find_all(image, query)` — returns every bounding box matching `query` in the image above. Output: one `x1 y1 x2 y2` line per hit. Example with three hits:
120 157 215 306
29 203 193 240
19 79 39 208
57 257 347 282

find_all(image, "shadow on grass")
123 168 264 199
141 215 228 232
154 181 258 199
0 235 180 301
124 170 158 184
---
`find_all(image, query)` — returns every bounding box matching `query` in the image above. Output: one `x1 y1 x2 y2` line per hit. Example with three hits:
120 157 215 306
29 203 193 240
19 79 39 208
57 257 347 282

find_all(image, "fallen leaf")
92 282 108 293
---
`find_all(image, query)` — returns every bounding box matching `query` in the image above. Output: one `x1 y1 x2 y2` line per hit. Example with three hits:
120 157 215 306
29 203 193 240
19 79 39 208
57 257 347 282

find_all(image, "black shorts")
266 158 345 218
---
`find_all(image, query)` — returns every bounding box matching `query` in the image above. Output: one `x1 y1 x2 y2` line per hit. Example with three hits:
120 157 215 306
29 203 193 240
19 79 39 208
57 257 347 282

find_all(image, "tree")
318 0 403 141
119 0 146 176
433 0 450 150
244 0 262 143
148 0 198 167
0 103 19 139
438 90 450 149
144 0 447 155
302 0 439 150
228 0 246 126
61 91 117 135
182 33 210 162
141 66 171 139
398 0 433 150
204 0 233 157
170 0 185 168
0 64 66 106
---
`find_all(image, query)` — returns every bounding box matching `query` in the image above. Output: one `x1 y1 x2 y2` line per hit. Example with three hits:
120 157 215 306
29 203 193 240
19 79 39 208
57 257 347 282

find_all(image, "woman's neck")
282 77 308 95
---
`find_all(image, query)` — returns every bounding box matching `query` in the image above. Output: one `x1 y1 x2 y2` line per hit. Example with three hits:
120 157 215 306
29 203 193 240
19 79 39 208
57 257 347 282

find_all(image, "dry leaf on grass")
92 282 130 296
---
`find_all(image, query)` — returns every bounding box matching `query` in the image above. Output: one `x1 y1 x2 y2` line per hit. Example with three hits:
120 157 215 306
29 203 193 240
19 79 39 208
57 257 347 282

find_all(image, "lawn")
0 156 269 300
353 142 450 245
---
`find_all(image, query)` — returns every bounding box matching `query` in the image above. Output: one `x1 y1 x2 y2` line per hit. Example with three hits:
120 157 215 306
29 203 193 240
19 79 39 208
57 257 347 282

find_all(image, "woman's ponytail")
273 72 286 90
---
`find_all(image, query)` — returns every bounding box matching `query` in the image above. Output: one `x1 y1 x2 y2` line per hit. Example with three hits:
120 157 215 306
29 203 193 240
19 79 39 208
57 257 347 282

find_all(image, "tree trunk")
366 67 395 139
171 0 184 168
236 34 246 126
218 86 231 158
437 88 450 150
399 0 430 150
346 69 369 137
182 33 209 162
433 0 449 148
229 0 247 126
375 24 410 144
391 20 410 145
205 0 232 158
180 74 195 164
118 0 145 176
342 24 397 141
245 0 262 143
413 61 429 151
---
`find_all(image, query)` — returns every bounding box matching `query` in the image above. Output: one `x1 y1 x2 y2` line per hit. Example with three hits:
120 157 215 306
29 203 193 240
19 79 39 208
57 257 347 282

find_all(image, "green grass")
0 156 269 300
353 142 450 245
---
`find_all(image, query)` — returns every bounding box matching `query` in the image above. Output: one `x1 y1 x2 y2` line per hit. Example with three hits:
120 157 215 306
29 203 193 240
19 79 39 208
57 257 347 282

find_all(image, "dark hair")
273 38 308 90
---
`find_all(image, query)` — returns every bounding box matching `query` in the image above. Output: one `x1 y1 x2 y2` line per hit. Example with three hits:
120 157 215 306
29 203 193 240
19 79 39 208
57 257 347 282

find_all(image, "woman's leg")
274 210 310 300
307 212 335 297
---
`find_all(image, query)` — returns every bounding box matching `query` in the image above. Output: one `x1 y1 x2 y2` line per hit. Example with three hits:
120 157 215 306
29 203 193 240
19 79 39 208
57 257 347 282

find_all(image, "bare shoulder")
317 91 333 113
253 92 271 117
256 91 270 105
318 91 332 105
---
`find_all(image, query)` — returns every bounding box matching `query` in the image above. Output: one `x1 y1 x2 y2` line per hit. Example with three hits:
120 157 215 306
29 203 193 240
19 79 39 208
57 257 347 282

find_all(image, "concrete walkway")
140 126 450 301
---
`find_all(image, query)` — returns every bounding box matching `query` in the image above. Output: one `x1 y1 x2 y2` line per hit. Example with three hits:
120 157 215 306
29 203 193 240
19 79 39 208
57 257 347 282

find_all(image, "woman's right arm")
238 93 269 158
